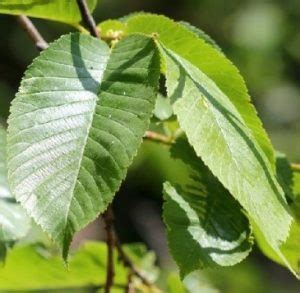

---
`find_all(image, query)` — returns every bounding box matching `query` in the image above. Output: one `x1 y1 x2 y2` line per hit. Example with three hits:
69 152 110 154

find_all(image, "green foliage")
0 241 158 290
178 21 222 52
7 33 160 257
162 47 291 261
276 152 294 201
163 139 252 277
124 13 276 167
154 94 173 121
254 156 300 277
0 0 97 24
0 126 30 261
0 0 298 287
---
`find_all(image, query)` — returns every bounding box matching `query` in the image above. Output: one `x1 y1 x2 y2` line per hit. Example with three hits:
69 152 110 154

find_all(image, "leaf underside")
162 48 291 260
124 13 276 168
7 33 160 257
163 138 252 277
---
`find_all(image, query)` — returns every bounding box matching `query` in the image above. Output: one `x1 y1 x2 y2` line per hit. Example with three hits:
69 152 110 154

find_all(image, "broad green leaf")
0 126 30 261
162 48 292 268
0 241 158 290
7 33 160 257
0 0 97 24
163 139 252 277
125 13 275 167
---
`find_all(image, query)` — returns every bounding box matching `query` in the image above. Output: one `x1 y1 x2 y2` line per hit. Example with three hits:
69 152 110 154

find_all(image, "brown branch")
125 272 135 293
291 163 300 173
115 237 152 287
16 15 48 51
144 131 174 145
76 0 99 38
102 208 156 290
103 206 115 293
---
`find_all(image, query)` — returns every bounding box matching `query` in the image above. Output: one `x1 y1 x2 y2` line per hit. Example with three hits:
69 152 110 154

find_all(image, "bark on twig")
16 15 48 51
144 131 174 145
76 0 99 38
103 206 115 293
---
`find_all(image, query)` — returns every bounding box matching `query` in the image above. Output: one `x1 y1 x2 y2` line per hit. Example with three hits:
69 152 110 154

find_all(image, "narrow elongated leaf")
7 33 160 257
0 0 97 24
125 13 275 167
162 48 292 265
0 241 158 290
163 139 252 277
0 127 30 260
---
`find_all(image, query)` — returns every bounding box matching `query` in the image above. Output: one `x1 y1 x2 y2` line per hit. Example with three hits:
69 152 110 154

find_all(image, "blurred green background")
0 0 299 292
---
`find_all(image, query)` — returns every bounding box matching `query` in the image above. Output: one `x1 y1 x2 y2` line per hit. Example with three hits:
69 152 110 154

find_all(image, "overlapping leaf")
7 33 160 257
123 13 275 167
162 48 292 266
163 139 252 277
0 0 97 24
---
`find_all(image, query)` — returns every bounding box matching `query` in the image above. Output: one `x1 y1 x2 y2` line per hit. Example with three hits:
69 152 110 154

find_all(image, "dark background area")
0 0 300 291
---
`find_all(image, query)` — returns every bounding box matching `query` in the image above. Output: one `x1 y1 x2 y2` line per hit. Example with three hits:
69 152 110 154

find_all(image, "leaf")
167 271 218 293
7 33 160 257
163 138 252 277
0 241 158 290
0 126 30 261
162 48 292 268
293 172 300 197
276 152 294 201
178 21 222 52
0 0 97 24
167 273 186 293
0 126 10 199
154 94 173 121
97 20 127 40
125 13 275 167
254 156 300 277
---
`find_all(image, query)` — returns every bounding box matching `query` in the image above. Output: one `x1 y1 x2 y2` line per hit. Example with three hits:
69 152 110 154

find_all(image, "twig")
291 163 300 173
115 237 152 287
76 0 99 38
125 272 135 293
103 206 115 293
16 15 48 51
144 131 174 145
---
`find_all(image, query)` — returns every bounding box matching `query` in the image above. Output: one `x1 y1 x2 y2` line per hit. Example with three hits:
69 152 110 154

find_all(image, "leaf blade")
162 48 292 258
125 13 275 167
163 139 252 277
7 33 160 255
0 0 97 24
